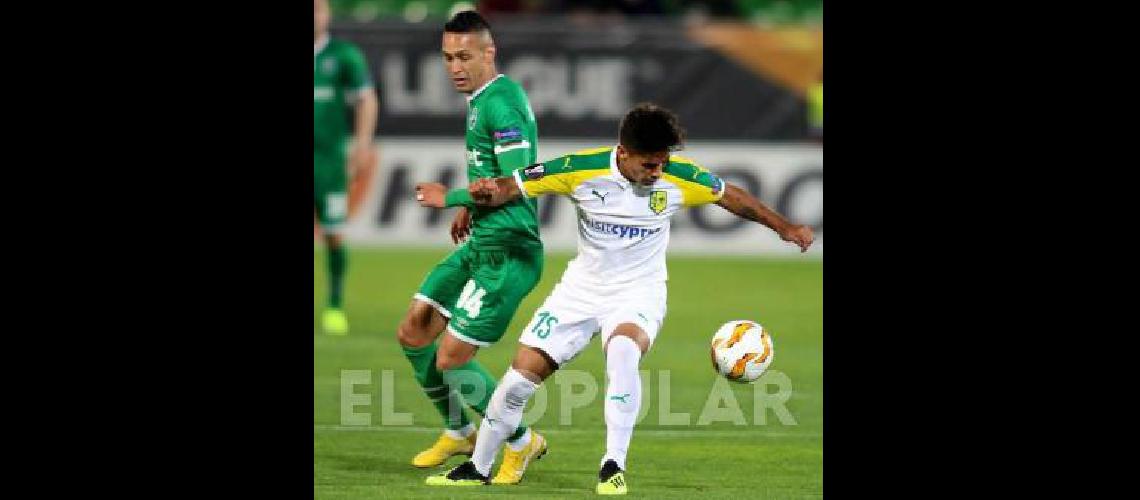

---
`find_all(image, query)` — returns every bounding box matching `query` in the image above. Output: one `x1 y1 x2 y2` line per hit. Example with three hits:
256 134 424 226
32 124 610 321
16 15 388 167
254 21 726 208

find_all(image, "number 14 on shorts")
456 280 486 318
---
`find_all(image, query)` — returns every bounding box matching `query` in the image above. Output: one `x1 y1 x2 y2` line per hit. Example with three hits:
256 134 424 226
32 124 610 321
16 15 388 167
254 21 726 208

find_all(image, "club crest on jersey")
523 163 545 180
649 190 667 214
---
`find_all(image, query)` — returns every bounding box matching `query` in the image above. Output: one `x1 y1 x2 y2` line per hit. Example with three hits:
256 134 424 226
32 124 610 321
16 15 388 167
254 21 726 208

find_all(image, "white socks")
602 335 643 471
471 368 538 476
444 422 475 440
507 427 531 451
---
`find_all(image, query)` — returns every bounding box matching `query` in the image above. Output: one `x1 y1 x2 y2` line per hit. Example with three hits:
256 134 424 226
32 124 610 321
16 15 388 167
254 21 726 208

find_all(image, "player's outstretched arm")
716 183 814 252
415 182 449 208
415 176 522 209
468 177 522 207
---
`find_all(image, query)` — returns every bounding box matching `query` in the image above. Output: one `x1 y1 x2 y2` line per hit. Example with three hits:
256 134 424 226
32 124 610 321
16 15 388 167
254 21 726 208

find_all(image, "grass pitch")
315 247 822 499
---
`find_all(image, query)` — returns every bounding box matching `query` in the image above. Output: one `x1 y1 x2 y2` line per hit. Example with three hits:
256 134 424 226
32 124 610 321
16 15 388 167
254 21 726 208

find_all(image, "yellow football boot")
490 431 547 485
412 432 475 468
596 459 628 495
321 308 348 335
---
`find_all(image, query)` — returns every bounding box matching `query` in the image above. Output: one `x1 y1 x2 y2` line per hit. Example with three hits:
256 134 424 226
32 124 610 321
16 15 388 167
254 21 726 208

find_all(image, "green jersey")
464 75 542 249
313 36 372 156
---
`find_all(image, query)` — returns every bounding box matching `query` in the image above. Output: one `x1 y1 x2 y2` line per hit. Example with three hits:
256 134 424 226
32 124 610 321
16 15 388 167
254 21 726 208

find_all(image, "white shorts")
517 273 667 366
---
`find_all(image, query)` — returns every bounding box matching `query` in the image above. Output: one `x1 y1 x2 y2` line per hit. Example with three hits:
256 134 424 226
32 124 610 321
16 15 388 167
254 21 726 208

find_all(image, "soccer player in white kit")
418 103 814 493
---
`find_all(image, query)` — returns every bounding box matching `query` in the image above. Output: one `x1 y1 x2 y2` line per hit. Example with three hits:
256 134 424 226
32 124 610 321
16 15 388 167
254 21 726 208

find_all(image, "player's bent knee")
606 325 651 354
511 345 557 382
435 349 472 372
435 332 478 371
396 302 443 347
396 317 435 348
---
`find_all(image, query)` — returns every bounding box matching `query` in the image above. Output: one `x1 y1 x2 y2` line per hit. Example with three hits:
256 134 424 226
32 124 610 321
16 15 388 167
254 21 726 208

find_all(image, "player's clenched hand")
469 178 499 205
450 207 471 244
779 224 815 253
415 182 447 208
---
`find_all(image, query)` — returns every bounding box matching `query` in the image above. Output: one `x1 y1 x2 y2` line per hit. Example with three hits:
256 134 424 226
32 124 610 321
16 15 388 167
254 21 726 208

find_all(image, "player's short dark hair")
444 10 492 34
619 103 685 154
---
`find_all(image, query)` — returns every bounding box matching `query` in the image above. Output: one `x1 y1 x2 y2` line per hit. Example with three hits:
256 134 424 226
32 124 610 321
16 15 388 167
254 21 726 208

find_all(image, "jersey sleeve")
340 44 373 99
666 155 727 207
512 155 575 198
485 99 533 174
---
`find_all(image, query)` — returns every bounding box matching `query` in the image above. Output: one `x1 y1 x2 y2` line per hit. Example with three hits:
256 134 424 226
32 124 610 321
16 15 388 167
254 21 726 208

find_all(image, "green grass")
315 248 822 499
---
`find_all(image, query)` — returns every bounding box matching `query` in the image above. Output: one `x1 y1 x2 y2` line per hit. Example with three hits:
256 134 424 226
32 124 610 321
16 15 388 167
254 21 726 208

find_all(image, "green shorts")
314 150 348 232
415 243 544 347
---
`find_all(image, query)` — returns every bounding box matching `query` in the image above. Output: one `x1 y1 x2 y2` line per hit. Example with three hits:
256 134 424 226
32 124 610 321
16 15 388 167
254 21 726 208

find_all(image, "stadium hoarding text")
331 20 811 140
341 139 822 256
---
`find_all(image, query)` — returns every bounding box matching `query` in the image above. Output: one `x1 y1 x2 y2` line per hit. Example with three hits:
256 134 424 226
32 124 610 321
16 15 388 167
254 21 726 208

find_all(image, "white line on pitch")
313 424 819 438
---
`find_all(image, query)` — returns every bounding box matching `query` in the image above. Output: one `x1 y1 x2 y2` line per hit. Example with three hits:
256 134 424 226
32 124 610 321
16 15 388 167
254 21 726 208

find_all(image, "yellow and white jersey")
512 146 726 286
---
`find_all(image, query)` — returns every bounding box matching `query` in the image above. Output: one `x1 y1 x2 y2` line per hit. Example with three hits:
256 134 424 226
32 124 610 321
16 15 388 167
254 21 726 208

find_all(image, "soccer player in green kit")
396 10 547 485
314 0 378 335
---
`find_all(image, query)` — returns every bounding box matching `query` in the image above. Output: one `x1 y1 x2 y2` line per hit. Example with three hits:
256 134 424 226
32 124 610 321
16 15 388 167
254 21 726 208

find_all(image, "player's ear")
484 44 496 61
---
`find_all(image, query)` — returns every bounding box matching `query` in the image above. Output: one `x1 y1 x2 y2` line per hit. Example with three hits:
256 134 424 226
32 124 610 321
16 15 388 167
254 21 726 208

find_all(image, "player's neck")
466 72 504 101
612 147 636 185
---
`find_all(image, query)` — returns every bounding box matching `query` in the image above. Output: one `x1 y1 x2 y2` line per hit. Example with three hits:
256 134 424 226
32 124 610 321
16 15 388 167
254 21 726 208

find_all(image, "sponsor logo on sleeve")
493 127 523 143
523 163 545 180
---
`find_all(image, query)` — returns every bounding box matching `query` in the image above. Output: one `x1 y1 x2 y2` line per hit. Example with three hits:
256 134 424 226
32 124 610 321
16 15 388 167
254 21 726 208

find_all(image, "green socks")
401 342 470 429
401 342 529 440
327 244 347 308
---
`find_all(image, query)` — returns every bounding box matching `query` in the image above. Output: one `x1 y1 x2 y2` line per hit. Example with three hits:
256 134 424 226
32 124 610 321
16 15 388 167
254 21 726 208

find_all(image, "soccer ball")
710 320 774 383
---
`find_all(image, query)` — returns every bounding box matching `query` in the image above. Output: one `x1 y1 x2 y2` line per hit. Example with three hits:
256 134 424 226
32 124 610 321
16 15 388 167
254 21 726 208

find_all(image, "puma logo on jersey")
609 393 631 404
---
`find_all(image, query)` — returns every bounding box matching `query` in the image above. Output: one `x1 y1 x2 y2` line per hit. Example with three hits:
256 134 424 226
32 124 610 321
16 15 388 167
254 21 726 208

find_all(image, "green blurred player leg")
322 235 349 335
314 0 377 336
315 185 349 335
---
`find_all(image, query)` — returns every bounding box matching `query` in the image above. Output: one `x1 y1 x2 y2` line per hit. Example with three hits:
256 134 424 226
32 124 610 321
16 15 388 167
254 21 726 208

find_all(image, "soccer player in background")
396 10 547 484
416 103 813 493
314 0 378 335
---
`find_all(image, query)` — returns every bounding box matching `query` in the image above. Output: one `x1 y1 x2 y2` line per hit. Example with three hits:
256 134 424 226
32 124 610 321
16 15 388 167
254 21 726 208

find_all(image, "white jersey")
513 146 726 287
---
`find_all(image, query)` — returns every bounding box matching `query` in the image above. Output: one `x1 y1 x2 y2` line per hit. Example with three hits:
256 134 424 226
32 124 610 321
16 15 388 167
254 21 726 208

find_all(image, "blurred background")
329 0 822 255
